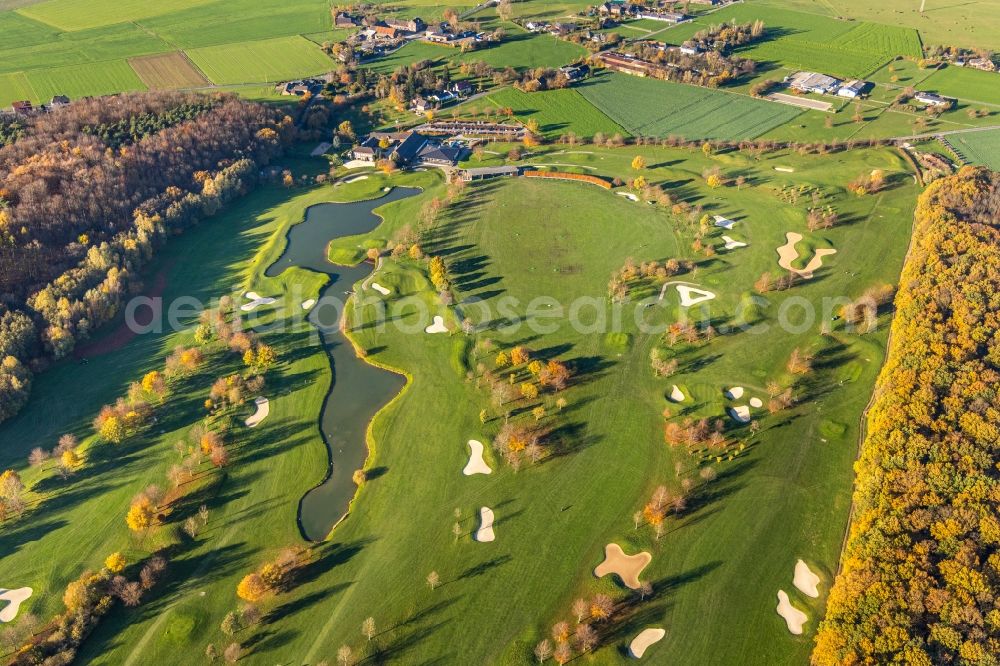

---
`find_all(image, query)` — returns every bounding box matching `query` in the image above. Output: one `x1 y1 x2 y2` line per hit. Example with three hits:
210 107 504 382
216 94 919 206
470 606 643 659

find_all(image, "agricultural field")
24 59 146 101
753 0 1000 52
129 52 209 90
16 0 215 31
578 72 802 140
0 23 172 74
0 72 37 107
477 86 628 138
917 64 1000 108
186 36 333 85
948 129 1000 170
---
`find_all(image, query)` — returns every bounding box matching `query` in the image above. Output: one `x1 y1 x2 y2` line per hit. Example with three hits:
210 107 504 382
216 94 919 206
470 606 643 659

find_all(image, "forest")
0 93 296 424
813 167 1000 664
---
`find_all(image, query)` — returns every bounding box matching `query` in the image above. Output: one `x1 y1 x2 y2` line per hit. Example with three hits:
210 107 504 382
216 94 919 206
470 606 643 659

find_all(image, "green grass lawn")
477 86 628 138
577 71 802 140
0 143 920 664
0 22 172 75
0 71 37 107
185 35 333 85
948 129 1000 170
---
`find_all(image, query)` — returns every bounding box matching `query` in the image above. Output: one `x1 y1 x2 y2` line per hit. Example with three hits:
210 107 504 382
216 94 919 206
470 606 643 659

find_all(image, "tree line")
813 167 1000 664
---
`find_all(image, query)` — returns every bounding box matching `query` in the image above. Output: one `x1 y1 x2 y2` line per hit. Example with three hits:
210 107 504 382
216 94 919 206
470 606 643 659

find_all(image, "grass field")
917 64 1000 108
478 86 628 138
24 59 147 101
0 71 37 107
949 129 1000 170
0 141 920 664
577 72 802 140
186 35 333 85
753 0 1000 52
129 52 209 90
0 23 172 75
16 0 215 31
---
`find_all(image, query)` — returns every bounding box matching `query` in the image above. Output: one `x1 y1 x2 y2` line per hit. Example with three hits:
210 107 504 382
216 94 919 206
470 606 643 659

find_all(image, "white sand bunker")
725 386 744 400
749 397 763 408
371 282 391 296
721 235 747 250
594 543 652 590
676 285 716 307
776 590 808 634
628 627 666 659
713 215 737 230
669 385 685 402
425 316 448 334
463 440 492 476
244 397 270 428
301 299 316 310
241 291 277 312
475 507 495 542
776 232 837 279
617 192 639 201
729 405 751 423
343 174 369 183
0 588 32 622
794 559 821 598
774 167 795 173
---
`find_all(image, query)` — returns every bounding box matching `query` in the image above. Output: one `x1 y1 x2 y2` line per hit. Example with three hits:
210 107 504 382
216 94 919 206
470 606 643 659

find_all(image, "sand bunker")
343 174 369 184
628 628 666 659
475 507 495 542
776 232 837 279
721 235 747 250
594 543 652 590
463 440 492 476
794 559 821 598
776 590 808 634
244 397 270 428
425 316 448 334
676 285 716 307
774 167 795 173
617 192 639 201
749 397 763 408
729 405 751 423
713 215 736 230
371 282 391 296
0 588 32 622
725 386 744 400
669 385 685 402
241 291 277 312
301 299 316 310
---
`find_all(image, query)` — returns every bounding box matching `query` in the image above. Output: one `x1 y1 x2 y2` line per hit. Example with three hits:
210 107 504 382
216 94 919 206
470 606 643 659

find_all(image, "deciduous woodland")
814 167 1000 664
0 94 295 422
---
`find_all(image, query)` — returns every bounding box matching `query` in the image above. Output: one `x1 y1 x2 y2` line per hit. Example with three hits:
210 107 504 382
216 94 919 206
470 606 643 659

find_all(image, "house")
49 95 70 108
548 22 577 36
10 100 32 115
373 25 400 39
914 91 955 107
412 96 432 113
837 80 870 98
637 10 687 23
385 17 425 33
559 64 589 82
679 41 701 55
524 21 548 32
424 27 452 43
598 51 658 77
459 165 520 181
334 12 357 27
449 80 473 96
416 142 464 166
787 71 841 94
967 57 997 72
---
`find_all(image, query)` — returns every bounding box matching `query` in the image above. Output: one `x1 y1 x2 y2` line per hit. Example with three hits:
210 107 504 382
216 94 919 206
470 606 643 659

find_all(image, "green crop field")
752 0 1000 52
918 64 1000 108
24 59 147 102
16 0 215 31
478 86 628 138
0 23 172 75
0 71 37 107
949 129 1000 170
186 36 333 85
578 72 801 140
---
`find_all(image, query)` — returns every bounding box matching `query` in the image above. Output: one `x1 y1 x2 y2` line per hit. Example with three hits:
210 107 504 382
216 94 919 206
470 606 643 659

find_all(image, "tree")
221 611 242 637
551 621 570 643
362 616 376 641
575 623 598 652
706 173 723 188
426 570 440 590
521 382 539 400
99 415 127 444
105 552 126 574
554 641 572 665
352 469 367 486
590 594 614 621
638 581 654 600
205 644 218 662
126 498 154 533
534 638 553 663
223 642 242 664
236 573 268 602
337 645 354 666
631 155 647 170
572 598 587 623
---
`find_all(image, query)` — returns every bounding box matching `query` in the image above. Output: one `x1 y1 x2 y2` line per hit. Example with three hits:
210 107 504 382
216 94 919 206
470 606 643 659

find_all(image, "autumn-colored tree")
631 155 646 170
362 616 376 641
510 346 531 365
521 382 539 400
495 351 510 368
236 573 268 602
105 552 126 574
126 497 154 533
571 598 587 623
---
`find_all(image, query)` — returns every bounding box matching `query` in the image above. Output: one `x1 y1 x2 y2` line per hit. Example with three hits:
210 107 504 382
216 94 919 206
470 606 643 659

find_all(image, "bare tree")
534 638 553 663
362 616 376 641
574 623 598 652
336 645 355 666
571 598 587 623
426 570 440 590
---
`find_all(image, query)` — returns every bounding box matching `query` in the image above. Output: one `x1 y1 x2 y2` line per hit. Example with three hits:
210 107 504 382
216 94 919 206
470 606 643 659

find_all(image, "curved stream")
264 187 420 541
